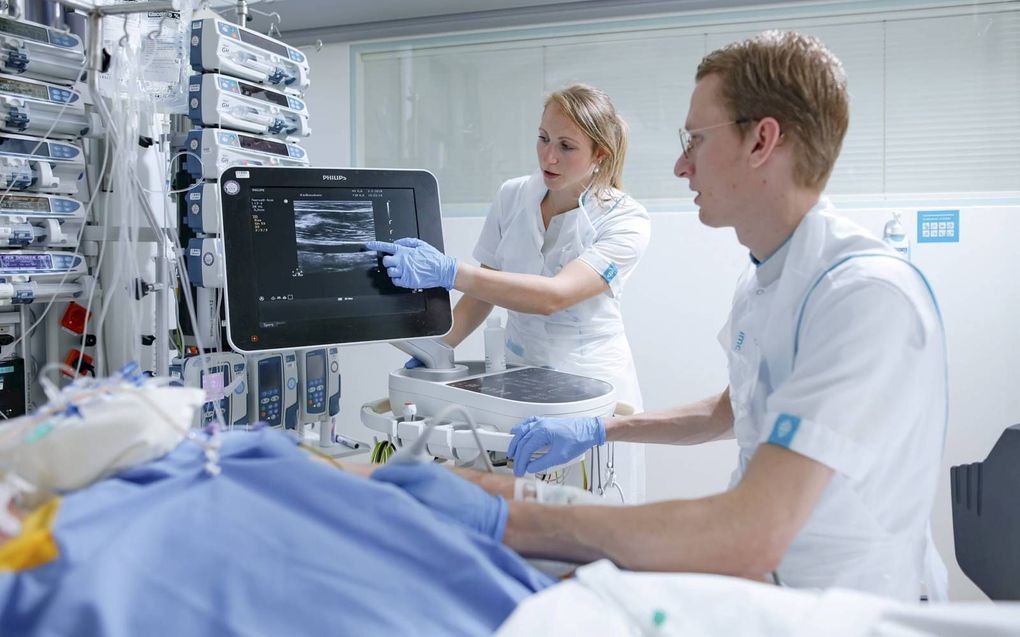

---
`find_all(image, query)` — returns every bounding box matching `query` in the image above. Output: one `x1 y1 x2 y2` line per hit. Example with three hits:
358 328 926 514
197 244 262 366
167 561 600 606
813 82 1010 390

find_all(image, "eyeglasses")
678 118 751 159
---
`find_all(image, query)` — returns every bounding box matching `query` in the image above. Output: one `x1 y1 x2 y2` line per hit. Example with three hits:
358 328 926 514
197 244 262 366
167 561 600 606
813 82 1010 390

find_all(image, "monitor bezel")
219 166 452 353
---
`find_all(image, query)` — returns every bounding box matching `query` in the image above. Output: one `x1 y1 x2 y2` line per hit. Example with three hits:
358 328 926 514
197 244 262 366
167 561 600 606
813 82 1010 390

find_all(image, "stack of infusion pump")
175 16 329 435
0 15 89 417
183 15 311 295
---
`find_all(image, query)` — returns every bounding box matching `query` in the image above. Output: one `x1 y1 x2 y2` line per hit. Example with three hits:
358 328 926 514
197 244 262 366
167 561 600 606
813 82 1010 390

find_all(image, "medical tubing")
93 41 149 374
395 402 495 473
90 50 226 434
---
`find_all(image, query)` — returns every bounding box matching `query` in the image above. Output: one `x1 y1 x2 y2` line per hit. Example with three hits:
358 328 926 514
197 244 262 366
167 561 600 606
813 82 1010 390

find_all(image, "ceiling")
208 0 820 46
213 0 581 31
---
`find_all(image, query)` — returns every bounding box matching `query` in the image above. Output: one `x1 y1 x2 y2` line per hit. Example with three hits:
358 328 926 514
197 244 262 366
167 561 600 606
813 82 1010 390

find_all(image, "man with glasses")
373 31 948 602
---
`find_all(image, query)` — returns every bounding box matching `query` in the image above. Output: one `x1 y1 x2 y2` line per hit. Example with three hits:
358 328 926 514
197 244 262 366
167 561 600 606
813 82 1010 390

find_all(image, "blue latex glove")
372 461 509 541
507 415 606 477
404 357 424 369
365 238 458 290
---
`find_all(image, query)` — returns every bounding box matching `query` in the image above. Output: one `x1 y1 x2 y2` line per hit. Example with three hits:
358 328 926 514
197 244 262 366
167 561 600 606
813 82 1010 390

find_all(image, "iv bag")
97 0 195 113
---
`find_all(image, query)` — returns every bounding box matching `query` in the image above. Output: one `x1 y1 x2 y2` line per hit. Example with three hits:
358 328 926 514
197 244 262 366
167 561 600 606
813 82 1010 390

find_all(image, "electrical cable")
388 402 495 473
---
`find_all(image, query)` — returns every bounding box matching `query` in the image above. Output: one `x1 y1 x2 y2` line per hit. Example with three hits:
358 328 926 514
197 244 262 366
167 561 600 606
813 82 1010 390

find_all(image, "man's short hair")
697 31 849 190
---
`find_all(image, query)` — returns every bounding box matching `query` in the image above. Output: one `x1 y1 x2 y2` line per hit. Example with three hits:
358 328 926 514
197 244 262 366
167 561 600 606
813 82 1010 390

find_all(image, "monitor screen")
220 167 452 352
239 80 289 107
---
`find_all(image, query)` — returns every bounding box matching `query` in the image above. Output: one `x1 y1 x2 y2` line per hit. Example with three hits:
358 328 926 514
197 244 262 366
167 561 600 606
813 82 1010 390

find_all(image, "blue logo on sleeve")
602 263 619 283
506 339 525 357
768 413 801 448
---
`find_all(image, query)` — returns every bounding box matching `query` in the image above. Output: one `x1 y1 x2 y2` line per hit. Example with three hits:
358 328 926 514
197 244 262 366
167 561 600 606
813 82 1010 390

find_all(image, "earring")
593 165 600 174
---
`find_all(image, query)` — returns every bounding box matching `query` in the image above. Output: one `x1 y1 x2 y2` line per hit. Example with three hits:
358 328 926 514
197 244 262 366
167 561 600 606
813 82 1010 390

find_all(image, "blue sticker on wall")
768 413 801 448
917 210 959 243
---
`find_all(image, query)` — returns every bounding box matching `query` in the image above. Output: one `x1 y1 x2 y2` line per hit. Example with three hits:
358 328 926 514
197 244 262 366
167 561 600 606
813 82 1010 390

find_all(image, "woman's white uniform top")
473 173 651 502
720 198 948 601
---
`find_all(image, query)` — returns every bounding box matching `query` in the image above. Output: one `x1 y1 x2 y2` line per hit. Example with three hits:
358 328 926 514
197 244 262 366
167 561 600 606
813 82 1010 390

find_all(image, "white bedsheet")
497 560 1020 636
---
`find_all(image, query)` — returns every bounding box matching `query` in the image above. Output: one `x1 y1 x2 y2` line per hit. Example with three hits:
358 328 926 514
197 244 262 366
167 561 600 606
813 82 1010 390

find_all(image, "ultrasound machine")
219 167 618 468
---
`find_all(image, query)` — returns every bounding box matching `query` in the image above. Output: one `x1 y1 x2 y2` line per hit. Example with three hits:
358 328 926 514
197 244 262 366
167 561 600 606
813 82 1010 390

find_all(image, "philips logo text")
322 175 347 181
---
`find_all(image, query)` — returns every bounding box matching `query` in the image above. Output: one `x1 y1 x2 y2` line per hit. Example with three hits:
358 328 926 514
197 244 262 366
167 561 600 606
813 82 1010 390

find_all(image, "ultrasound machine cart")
219 166 623 469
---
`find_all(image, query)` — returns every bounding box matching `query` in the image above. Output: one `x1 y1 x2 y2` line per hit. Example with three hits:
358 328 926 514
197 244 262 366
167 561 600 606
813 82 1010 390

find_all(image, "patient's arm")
339 463 375 479
502 444 833 580
323 454 511 491
451 467 515 499
303 450 376 478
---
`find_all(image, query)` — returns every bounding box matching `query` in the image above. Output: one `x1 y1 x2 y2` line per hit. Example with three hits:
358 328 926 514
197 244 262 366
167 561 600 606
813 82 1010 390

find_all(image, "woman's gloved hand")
372 461 508 540
365 238 458 290
507 415 606 477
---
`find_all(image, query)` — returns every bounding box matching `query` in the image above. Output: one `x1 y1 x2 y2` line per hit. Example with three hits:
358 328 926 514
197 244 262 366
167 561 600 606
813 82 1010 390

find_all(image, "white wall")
300 43 352 166
302 43 1020 603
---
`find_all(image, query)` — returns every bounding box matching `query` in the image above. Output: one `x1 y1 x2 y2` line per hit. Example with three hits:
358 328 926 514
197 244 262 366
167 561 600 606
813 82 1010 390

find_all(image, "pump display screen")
0 136 48 157
238 28 288 58
0 17 48 43
0 195 49 212
258 357 280 390
447 367 614 404
238 134 288 156
307 351 325 380
199 365 230 424
0 253 51 269
220 167 452 352
0 77 48 100
201 367 226 401
240 80 289 107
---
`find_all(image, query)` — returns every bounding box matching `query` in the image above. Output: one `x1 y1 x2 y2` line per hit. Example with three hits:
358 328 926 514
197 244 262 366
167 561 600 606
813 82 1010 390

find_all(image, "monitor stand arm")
392 339 454 370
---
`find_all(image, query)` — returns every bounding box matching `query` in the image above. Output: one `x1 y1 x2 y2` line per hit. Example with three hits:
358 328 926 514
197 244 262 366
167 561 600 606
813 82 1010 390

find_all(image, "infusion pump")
0 74 88 138
185 128 309 181
0 15 84 85
190 17 309 92
189 73 310 140
0 132 83 194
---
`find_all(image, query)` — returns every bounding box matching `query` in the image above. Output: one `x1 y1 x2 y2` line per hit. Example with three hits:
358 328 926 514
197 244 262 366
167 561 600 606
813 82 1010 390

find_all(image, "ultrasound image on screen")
247 186 424 327
294 200 377 275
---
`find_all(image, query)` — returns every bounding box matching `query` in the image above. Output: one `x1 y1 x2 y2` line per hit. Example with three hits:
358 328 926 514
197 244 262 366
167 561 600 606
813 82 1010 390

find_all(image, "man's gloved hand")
365 238 458 290
507 415 606 477
371 461 508 541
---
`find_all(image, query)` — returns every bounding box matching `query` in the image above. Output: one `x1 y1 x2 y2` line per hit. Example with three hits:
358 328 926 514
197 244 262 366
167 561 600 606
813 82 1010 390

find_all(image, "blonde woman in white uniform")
368 85 651 502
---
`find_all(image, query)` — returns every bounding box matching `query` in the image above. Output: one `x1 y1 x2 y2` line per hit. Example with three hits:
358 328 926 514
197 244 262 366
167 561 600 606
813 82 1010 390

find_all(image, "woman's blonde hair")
544 84 628 199
697 31 849 190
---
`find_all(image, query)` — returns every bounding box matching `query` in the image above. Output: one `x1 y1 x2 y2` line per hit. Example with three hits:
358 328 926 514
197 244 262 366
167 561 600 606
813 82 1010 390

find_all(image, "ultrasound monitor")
219 166 453 352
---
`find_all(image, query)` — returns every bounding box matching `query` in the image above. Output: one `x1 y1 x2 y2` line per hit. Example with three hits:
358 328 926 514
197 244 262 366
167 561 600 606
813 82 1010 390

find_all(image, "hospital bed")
1 381 1019 636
